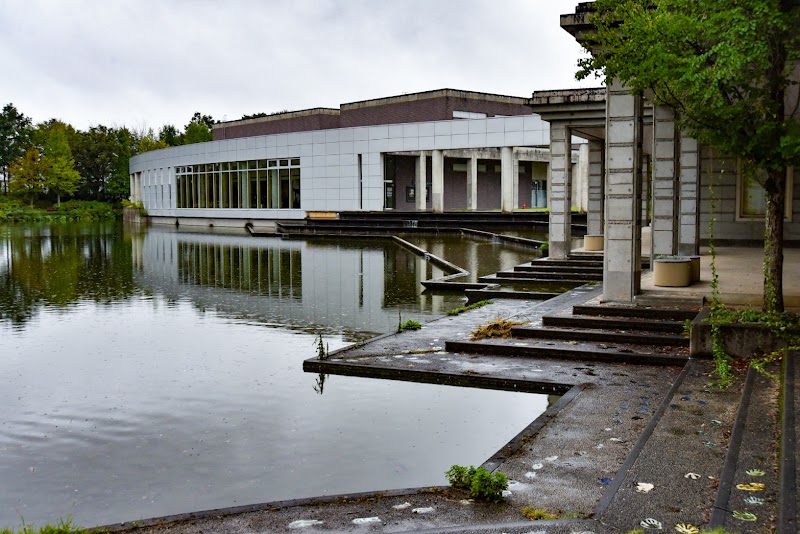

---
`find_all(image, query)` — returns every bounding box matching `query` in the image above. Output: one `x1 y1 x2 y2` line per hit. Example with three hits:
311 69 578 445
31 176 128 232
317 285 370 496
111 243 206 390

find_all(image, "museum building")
128 89 588 229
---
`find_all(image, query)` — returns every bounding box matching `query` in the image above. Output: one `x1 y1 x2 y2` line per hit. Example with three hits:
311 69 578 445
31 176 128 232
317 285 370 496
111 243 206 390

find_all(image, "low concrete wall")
122 207 145 224
690 306 796 358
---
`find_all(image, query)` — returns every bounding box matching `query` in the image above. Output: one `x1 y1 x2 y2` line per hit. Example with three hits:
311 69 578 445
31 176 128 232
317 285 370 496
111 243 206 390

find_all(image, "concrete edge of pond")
92 486 450 533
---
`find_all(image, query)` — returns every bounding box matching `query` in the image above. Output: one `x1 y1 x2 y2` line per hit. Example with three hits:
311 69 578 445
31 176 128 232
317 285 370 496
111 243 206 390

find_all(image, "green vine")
706 165 734 388
705 162 798 385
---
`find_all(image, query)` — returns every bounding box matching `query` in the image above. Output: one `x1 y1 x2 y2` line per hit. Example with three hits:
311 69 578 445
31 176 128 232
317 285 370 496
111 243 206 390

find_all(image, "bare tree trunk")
763 168 786 313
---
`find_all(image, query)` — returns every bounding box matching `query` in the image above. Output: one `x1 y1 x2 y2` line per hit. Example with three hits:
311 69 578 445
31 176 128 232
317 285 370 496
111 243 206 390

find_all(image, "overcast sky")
0 1 600 132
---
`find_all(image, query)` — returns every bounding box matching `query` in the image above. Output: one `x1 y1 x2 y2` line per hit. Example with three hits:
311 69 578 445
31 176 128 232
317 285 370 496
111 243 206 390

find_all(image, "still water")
0 224 547 528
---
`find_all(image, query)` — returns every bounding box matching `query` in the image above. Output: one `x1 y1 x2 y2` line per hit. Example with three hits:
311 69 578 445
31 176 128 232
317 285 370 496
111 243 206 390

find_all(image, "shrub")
398 319 422 332
445 464 508 503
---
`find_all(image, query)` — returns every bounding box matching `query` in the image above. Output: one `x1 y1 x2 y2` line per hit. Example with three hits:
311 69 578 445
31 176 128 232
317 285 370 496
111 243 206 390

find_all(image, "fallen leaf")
636 482 654 493
736 483 766 492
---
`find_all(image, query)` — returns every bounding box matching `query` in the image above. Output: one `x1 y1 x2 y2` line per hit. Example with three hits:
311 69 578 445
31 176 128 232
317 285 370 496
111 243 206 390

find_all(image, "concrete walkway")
640 245 800 308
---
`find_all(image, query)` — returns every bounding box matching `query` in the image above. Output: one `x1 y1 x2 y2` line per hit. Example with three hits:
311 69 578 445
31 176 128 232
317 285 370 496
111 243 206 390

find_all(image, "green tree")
73 125 119 201
182 112 214 145
158 124 181 146
9 148 49 206
578 0 800 313
0 104 33 194
42 124 81 206
136 127 168 153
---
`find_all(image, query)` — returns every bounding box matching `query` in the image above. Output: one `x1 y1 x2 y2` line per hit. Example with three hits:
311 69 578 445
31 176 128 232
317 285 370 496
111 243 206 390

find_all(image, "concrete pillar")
415 153 427 211
431 149 444 213
587 140 605 236
641 154 651 227
652 105 679 255
466 155 478 210
548 124 573 259
575 143 589 212
130 174 135 202
603 80 643 302
679 135 700 256
500 147 515 212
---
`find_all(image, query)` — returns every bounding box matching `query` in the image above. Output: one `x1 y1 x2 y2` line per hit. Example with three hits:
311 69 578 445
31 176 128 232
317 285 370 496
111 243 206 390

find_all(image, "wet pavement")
101 283 782 534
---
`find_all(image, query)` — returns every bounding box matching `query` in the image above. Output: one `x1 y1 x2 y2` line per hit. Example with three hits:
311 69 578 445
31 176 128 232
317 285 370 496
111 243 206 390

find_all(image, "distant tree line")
0 104 217 205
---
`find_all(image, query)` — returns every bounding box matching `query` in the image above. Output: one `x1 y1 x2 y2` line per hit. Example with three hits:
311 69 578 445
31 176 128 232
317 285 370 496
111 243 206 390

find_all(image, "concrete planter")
583 234 604 251
653 258 692 287
690 307 799 358
687 255 700 282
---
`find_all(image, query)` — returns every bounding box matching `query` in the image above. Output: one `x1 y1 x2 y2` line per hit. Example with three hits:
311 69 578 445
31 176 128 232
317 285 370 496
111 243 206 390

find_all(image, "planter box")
653 258 692 287
584 234 604 251
122 206 146 224
690 307 799 358
306 211 338 219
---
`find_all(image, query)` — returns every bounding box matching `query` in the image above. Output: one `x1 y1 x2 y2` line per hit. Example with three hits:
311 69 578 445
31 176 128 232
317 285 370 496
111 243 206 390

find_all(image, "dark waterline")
0 223 548 528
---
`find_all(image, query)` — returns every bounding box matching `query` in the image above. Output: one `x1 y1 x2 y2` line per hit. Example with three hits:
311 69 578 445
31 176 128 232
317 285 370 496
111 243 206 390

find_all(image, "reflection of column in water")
466 240 478 280
417 255 427 309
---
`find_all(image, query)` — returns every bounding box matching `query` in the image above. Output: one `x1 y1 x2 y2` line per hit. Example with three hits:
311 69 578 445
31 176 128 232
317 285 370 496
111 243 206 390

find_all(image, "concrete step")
572 304 700 322
542 314 686 334
710 366 781 531
515 264 602 274
464 289 561 303
444 340 688 366
496 270 603 281
480 275 587 287
510 325 689 346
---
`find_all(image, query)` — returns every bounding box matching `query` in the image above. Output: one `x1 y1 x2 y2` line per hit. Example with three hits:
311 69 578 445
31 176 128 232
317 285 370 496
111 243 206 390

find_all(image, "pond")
0 223 549 529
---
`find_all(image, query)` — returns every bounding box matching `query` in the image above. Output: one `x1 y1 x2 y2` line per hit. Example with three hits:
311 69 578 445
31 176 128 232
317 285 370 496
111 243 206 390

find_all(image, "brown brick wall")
213 114 341 141
340 96 532 128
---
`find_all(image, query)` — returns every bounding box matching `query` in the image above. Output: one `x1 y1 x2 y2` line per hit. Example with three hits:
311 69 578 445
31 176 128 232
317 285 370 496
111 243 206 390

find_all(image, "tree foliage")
578 0 800 312
0 104 33 193
9 148 48 205
42 123 81 205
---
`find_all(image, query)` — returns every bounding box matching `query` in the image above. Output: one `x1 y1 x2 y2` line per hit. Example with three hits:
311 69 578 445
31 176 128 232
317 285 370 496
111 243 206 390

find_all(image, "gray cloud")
0 1 596 130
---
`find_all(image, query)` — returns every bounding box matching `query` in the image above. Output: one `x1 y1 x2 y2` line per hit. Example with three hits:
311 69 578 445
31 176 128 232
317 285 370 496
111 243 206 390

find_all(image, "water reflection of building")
136 229 456 336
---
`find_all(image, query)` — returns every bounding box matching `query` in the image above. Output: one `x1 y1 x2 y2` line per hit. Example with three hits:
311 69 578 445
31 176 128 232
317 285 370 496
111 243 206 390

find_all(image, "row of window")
176 159 301 209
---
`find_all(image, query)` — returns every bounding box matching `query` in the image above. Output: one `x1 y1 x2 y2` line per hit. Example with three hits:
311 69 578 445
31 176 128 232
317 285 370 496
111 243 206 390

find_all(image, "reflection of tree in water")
313 373 327 395
0 223 135 325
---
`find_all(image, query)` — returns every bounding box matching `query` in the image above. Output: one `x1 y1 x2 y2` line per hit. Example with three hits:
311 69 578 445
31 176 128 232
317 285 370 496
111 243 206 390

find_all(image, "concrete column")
466 155 478 210
500 147 515 212
652 105 680 255
415 153 427 211
575 143 589 212
603 80 643 302
641 154 651 227
548 124 573 259
587 140 605 236
679 135 700 256
130 174 135 202
431 149 444 213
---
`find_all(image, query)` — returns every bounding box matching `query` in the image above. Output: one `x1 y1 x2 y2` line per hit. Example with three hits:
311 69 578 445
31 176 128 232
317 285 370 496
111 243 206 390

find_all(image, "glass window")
221 172 230 208
737 164 793 220
269 169 280 208
249 170 258 209
280 169 290 208
258 170 268 208
268 160 277 168
279 159 289 167
258 159 267 169
230 172 239 209
290 168 301 209
290 158 300 166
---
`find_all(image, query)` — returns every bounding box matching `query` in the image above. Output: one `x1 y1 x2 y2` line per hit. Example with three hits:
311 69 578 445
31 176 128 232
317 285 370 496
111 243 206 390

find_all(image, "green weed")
445 465 508 503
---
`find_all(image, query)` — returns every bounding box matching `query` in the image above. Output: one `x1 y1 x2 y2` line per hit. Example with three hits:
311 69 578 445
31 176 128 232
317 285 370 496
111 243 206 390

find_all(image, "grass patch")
470 318 526 340
1 519 86 534
521 507 558 520
447 300 491 316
